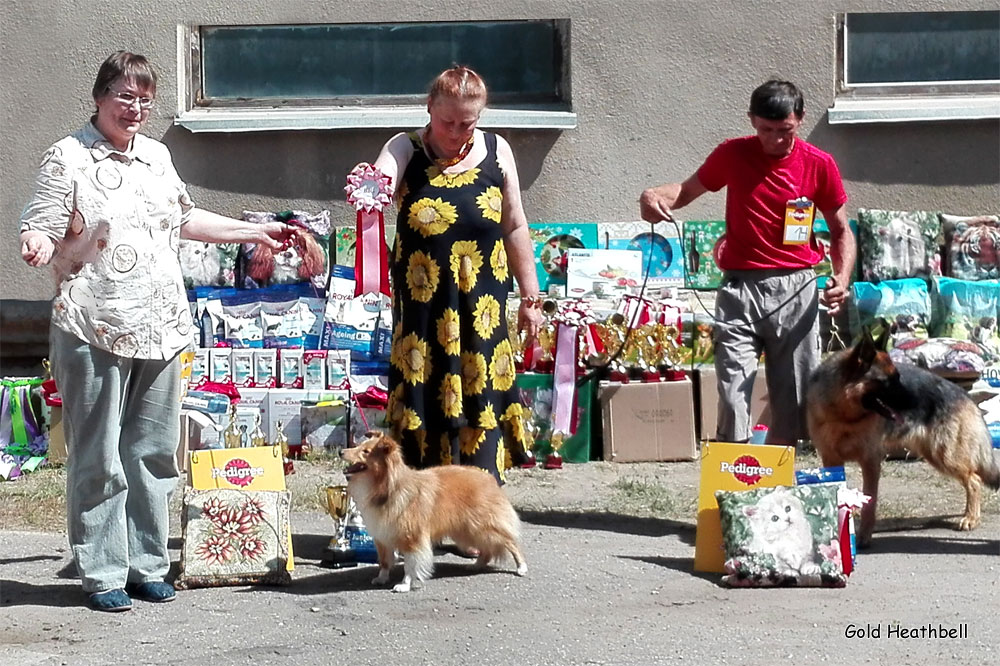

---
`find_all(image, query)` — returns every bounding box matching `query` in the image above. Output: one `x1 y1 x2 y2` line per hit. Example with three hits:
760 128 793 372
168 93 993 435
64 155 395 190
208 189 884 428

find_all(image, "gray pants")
713 268 819 444
50 327 181 593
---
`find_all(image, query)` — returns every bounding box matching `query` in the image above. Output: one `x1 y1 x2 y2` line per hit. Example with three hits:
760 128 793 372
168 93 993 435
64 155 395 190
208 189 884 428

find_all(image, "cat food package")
253 349 278 388
326 349 351 390
190 349 211 388
188 287 237 348
694 441 796 573
221 292 264 348
302 351 328 391
279 349 304 389
231 349 256 388
209 348 233 384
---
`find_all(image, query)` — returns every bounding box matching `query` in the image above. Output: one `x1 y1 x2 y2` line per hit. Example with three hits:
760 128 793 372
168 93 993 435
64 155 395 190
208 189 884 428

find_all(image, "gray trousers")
50 327 181 593
713 268 819 444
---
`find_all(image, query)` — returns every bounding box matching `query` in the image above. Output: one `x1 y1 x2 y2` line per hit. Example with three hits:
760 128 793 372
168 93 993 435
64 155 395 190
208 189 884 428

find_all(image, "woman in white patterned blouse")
19 51 293 612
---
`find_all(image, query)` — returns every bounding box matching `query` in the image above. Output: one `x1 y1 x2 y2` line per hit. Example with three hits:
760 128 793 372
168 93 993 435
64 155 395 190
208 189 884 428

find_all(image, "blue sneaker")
125 581 176 603
89 588 132 612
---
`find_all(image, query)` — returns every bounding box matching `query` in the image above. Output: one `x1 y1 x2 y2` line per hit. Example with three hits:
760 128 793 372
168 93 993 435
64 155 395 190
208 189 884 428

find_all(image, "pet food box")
565 248 643 299
301 392 350 451
682 220 726 290
598 221 685 287
694 367 770 442
694 441 796 573
599 378 697 462
515 372 597 463
525 223 600 295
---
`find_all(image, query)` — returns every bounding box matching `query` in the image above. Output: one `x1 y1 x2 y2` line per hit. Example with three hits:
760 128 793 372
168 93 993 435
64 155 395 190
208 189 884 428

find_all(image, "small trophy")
249 412 268 448
222 402 241 449
321 484 357 568
274 420 294 475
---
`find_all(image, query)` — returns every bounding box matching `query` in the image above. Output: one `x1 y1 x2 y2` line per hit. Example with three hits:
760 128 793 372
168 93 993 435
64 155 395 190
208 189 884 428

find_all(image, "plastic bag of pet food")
221 291 264 348
189 286 238 348
260 287 315 349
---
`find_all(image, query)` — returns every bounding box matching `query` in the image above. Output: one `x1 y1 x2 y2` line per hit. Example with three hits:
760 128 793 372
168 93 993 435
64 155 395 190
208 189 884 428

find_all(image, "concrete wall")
2 0 998 346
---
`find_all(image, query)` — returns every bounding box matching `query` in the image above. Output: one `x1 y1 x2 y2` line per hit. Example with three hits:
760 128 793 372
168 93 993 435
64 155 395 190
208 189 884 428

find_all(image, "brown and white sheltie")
341 432 528 592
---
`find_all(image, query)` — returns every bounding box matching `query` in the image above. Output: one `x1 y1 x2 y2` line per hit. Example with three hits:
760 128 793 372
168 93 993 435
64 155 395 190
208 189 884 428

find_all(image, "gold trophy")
222 402 241 449
249 412 268 448
321 484 357 568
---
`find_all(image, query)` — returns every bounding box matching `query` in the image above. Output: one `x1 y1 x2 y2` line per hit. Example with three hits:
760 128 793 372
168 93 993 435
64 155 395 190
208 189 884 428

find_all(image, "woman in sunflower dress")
368 66 543 483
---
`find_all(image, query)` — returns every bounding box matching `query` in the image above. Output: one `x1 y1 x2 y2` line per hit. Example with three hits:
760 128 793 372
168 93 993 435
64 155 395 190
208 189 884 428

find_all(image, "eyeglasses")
108 88 154 110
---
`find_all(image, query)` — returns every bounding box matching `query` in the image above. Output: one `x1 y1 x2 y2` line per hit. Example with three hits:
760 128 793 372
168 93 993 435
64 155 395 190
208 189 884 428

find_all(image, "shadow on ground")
518 509 696 544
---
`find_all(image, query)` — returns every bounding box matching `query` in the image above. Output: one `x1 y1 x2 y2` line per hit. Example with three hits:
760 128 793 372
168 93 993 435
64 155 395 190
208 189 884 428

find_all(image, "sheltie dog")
806 328 1000 547
341 432 527 593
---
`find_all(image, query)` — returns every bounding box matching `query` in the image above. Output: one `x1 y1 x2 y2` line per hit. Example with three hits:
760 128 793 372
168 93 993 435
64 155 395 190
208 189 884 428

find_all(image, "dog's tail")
981 450 1000 491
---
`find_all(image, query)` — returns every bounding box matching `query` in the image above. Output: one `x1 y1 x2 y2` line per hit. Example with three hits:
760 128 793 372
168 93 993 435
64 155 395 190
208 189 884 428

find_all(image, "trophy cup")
321 484 358 568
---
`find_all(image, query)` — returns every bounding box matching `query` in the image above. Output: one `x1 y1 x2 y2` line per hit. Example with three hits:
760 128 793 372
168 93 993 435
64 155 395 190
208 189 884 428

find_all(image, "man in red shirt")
639 80 856 445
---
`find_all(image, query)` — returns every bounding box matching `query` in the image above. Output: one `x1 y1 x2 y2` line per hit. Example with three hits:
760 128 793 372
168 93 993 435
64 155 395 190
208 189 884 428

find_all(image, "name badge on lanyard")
783 197 814 245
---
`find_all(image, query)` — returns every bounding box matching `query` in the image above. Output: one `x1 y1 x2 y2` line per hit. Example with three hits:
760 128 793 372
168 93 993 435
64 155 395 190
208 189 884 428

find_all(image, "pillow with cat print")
715 484 846 588
179 239 239 289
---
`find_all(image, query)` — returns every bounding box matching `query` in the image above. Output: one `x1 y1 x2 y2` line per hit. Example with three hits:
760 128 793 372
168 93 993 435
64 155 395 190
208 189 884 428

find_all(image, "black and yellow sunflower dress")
387 131 530 483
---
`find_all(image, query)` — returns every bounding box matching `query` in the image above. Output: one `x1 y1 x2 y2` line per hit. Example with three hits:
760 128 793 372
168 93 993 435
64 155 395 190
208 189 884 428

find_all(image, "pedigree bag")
694 442 795 573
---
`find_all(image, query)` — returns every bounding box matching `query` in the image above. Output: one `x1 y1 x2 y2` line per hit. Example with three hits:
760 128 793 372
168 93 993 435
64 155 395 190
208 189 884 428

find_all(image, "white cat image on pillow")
741 487 821 577
179 240 221 287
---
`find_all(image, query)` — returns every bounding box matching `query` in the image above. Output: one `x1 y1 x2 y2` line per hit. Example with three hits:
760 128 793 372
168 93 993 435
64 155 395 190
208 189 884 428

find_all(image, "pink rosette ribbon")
345 163 393 298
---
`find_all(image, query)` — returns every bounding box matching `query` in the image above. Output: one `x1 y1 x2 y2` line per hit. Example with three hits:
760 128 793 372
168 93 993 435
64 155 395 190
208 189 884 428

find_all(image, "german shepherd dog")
807 328 1000 547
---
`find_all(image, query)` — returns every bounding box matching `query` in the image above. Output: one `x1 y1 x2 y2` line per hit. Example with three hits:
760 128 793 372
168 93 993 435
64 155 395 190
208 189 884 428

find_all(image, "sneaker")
89 588 132 612
125 581 176 603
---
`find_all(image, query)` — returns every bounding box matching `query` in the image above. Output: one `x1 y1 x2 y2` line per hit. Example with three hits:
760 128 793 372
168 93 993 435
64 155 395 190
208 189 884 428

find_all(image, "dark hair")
749 80 804 120
91 51 158 101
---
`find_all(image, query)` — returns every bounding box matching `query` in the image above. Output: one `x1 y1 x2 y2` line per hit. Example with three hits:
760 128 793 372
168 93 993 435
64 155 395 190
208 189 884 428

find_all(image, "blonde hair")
427 66 487 107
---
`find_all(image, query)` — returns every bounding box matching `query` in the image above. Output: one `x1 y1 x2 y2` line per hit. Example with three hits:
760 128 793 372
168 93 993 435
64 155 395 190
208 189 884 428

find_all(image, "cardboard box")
525 223 600 293
565 248 643 299
301 392 350 450
682 220 726 290
46 405 67 465
600 378 697 462
694 367 770 442
598 221 685 287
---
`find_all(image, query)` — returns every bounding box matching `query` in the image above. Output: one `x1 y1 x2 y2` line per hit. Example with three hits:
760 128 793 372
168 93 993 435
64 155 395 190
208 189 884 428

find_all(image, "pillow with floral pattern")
715 484 846 588
175 488 292 589
857 208 941 282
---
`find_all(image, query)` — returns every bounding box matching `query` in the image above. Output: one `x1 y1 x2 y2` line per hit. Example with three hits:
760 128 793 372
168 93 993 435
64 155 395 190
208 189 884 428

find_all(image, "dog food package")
279 349 304 389
254 349 278 388
320 265 387 358
260 287 312 349
694 441 795 573
190 349 211 388
233 388 269 443
231 349 256 388
301 294 326 350
303 351 328 391
221 292 264 348
189 286 236 347
326 349 351 390
210 348 233 384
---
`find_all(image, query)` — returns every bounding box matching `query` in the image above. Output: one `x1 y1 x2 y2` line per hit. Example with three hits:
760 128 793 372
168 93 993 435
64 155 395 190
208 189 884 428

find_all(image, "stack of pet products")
178 210 389 459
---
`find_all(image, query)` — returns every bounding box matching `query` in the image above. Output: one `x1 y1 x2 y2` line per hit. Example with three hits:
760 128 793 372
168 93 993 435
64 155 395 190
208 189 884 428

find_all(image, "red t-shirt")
696 136 848 270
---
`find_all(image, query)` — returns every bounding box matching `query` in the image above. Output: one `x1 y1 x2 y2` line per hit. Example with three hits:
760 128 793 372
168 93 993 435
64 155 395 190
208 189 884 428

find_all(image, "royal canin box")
599 378 697 462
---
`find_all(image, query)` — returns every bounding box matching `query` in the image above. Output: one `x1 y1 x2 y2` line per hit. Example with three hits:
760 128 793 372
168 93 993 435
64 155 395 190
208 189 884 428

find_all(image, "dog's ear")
851 326 879 371
873 325 890 352
372 432 397 456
